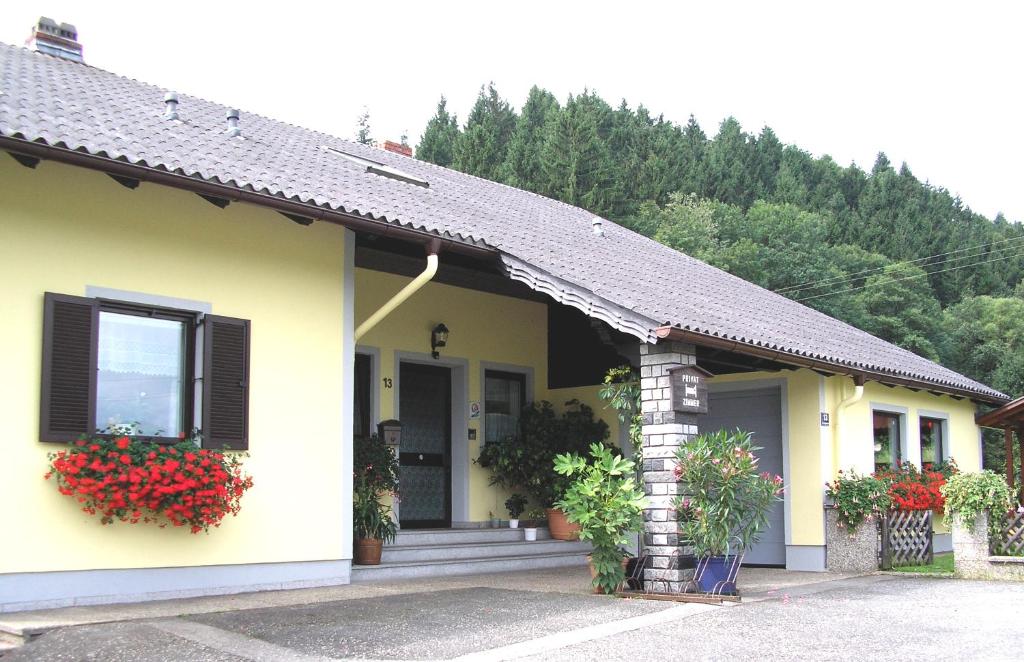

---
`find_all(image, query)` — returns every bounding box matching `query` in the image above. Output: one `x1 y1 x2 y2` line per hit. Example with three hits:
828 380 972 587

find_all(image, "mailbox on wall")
667 365 712 414
377 419 402 448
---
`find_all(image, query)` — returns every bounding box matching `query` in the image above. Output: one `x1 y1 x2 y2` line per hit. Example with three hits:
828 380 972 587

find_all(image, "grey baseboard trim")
934 533 952 554
0 559 352 613
786 545 827 572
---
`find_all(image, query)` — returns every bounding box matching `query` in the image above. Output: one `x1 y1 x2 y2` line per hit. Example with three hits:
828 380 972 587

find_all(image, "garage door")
699 387 785 566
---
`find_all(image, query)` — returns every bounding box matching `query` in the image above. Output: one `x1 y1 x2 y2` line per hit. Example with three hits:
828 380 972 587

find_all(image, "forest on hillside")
410 84 1024 470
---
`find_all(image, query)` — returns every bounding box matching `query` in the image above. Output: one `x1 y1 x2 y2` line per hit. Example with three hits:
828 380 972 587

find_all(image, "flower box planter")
825 507 879 573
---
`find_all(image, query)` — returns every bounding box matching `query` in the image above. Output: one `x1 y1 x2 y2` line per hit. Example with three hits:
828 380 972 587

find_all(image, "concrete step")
391 527 552 546
0 625 31 651
350 550 589 583
383 538 590 564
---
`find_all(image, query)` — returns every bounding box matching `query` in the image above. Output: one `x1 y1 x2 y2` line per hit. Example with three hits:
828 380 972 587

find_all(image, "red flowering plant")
874 459 958 512
45 431 253 533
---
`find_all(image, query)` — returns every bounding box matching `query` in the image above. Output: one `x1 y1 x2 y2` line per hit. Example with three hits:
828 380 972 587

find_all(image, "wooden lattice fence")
880 510 933 569
991 511 1024 557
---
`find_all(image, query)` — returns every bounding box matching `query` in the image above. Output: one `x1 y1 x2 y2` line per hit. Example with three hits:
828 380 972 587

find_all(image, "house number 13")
383 377 393 389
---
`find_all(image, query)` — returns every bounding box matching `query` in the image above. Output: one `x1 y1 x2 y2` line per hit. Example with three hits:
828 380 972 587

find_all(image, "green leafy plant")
352 434 400 542
554 443 646 594
673 429 783 557
598 365 643 462
941 470 1013 532
825 470 893 531
476 400 609 507
353 484 398 543
505 493 528 519
524 507 547 526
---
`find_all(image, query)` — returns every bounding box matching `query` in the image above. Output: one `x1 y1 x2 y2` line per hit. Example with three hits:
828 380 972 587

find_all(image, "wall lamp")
431 323 449 359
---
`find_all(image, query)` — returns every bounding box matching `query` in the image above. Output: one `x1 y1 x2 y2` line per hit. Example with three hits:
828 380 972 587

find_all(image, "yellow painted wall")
1 158 348 574
708 369 824 546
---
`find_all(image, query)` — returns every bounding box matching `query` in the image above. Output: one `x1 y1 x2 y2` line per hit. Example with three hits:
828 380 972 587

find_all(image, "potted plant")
505 493 527 528
673 429 783 594
554 443 647 594
523 507 546 541
476 400 608 539
353 434 400 565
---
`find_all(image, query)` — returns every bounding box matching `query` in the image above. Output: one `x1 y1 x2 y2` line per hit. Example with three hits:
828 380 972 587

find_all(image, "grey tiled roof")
0 43 1005 401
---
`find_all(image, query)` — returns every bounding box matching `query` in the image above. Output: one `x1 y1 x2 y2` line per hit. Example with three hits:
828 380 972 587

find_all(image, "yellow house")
0 37 1006 610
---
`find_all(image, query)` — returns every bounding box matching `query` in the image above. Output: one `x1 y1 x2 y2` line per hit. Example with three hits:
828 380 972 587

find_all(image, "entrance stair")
350 527 591 582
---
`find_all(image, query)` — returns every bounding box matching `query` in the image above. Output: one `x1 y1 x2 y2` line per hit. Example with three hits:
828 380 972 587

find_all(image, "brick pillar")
640 341 698 592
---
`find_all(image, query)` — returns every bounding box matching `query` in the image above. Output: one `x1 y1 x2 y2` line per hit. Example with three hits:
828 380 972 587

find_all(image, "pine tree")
504 86 559 190
539 92 615 215
416 97 460 167
452 84 517 180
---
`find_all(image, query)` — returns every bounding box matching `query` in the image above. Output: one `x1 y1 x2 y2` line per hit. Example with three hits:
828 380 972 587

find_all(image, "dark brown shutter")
40 292 98 442
202 315 250 450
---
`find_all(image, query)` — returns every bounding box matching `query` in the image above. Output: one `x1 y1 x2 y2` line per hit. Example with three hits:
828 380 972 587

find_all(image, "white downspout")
834 376 865 474
355 250 439 342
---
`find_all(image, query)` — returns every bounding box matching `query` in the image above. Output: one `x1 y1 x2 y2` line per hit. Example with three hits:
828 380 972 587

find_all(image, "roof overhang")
976 396 1024 428
658 325 1008 405
0 135 494 260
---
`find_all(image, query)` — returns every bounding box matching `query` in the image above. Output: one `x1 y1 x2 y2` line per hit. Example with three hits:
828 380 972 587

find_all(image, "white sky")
2 1 1021 222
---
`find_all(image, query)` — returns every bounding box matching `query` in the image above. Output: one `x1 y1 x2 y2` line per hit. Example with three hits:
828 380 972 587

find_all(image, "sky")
2 1 1022 222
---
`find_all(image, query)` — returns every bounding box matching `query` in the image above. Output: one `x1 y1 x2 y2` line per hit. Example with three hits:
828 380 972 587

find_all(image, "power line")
793 249 1024 303
775 234 1024 296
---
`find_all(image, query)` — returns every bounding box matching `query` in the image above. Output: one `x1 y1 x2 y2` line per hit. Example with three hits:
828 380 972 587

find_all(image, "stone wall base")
825 508 878 573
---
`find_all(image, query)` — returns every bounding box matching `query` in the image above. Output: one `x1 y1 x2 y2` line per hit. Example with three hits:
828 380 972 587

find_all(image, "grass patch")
891 552 954 574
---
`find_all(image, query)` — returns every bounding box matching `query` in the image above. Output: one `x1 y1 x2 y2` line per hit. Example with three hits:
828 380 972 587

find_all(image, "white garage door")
700 387 786 566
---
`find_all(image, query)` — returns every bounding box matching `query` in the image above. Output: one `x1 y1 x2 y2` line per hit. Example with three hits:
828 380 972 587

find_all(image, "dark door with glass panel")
398 363 452 528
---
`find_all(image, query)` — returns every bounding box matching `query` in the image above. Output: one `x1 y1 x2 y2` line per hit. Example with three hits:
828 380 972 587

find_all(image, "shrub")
45 434 253 533
825 470 891 531
554 443 646 594
941 471 1013 532
674 429 783 557
505 493 528 519
476 400 608 507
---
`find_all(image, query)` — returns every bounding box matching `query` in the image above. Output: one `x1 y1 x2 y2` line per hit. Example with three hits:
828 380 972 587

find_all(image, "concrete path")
4 568 1016 661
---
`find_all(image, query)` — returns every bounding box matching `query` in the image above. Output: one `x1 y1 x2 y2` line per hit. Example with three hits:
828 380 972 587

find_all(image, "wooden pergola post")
1018 427 1024 504
1006 427 1016 494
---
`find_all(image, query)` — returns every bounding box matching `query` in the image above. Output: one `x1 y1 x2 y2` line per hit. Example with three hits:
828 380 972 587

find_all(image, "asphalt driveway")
3 572 1021 661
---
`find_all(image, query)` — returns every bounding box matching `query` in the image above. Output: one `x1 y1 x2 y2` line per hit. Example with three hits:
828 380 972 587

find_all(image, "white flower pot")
524 527 537 541
509 519 519 528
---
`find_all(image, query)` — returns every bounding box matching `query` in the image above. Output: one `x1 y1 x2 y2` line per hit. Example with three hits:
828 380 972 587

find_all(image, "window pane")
873 411 901 471
485 372 524 443
920 417 943 465
97 312 185 437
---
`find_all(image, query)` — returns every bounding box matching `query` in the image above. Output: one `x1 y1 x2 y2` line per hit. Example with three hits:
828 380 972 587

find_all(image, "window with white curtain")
484 370 526 444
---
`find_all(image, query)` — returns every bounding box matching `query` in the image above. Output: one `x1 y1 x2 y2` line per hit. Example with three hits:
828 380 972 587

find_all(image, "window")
40 292 250 448
873 411 902 471
354 353 372 438
484 370 526 444
919 416 945 466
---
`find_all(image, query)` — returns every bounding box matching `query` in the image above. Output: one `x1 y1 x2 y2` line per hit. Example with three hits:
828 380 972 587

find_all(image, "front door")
398 362 452 528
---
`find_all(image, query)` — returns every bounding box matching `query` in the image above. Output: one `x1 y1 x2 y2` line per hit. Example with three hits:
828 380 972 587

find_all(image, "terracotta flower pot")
587 554 632 594
546 507 581 540
354 537 384 565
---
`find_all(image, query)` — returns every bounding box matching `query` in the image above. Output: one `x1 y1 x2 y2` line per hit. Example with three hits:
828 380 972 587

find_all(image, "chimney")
26 17 84 63
382 140 413 158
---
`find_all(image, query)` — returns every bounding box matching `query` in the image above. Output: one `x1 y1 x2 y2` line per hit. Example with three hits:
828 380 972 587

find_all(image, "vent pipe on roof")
225 109 241 137
164 92 179 120
592 217 605 237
